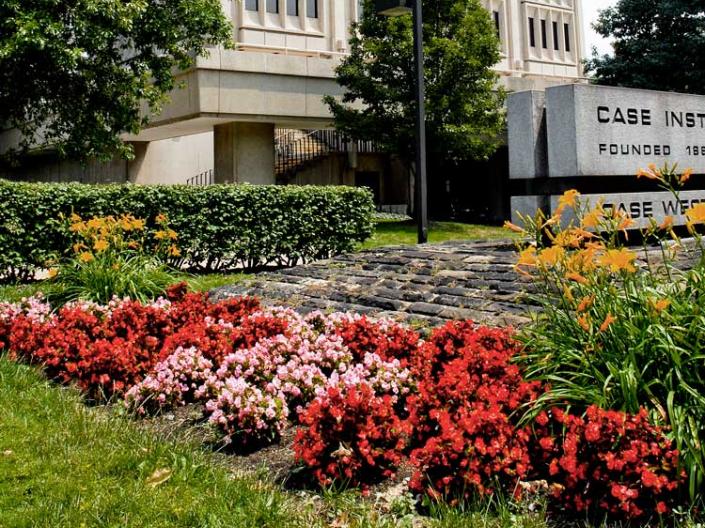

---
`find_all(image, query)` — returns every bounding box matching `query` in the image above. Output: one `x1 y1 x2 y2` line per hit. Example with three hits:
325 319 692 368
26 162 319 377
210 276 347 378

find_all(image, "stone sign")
508 91 547 180
508 84 705 228
547 84 705 177
554 190 705 229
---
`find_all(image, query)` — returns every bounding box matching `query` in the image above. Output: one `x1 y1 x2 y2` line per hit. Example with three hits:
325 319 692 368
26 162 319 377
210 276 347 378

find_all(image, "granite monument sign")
508 84 705 226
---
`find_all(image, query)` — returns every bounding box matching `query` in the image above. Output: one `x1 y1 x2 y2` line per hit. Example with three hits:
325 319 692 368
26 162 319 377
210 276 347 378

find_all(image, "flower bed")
0 285 687 521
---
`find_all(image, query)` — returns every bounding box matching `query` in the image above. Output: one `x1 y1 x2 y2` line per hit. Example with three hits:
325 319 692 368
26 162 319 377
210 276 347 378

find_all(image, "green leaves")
519 257 705 501
327 0 505 166
0 0 233 162
586 1 705 94
0 181 375 281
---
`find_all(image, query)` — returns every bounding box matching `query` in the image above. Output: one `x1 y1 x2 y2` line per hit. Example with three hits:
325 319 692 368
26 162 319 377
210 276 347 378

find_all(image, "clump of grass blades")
48 254 178 305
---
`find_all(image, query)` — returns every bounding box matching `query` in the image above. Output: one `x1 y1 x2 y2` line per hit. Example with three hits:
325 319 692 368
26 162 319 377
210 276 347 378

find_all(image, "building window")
528 17 536 47
564 23 571 52
306 0 317 18
552 21 559 50
493 10 500 37
245 0 258 10
540 19 547 48
287 0 298 15
267 0 278 13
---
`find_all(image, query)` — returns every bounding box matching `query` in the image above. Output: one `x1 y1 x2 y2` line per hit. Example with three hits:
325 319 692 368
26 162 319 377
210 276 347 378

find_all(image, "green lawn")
361 220 512 250
0 272 250 304
0 357 300 528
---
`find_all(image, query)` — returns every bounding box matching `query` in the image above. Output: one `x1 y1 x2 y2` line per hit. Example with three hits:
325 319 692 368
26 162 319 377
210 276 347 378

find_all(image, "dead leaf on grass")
145 467 173 488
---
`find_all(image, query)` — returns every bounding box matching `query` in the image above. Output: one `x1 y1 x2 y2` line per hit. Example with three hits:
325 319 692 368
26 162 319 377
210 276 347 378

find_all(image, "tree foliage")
325 0 505 165
586 0 705 94
0 0 233 161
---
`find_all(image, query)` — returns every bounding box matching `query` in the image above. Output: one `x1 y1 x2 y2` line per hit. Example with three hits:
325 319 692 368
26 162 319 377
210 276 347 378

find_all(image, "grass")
0 272 250 304
0 357 302 528
0 356 554 528
360 220 513 250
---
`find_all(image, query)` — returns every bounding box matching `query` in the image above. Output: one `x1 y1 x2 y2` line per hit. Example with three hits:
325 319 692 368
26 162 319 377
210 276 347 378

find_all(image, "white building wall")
2 0 586 184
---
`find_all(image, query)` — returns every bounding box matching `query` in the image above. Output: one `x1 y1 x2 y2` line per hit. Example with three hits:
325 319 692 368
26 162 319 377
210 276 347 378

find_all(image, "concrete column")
214 122 276 185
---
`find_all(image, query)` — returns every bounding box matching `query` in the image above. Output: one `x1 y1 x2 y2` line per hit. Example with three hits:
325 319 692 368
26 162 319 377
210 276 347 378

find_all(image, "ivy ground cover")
0 284 689 525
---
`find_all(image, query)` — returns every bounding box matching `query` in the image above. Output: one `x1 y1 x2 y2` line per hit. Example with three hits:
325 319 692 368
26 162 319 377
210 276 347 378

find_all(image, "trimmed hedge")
0 181 375 281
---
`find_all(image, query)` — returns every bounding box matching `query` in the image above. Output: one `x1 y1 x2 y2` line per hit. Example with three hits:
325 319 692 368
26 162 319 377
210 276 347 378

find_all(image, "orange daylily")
557 189 580 211
93 239 109 252
577 314 591 331
599 313 617 332
581 206 604 229
566 248 598 273
599 248 637 273
517 246 538 267
686 203 705 225
617 216 636 232
680 168 694 184
659 216 674 231
650 298 671 313
636 164 662 181
538 246 565 267
78 252 94 263
577 295 595 313
503 221 526 234
565 272 589 284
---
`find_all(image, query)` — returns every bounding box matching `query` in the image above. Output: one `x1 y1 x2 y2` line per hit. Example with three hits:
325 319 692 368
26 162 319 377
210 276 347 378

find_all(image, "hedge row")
0 181 375 280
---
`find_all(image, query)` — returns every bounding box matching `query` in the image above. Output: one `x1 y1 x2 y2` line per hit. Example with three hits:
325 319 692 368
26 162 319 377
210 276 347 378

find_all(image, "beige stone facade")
1 0 585 191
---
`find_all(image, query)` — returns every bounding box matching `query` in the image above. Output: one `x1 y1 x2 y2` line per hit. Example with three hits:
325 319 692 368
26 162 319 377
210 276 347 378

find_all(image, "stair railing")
186 169 214 186
275 129 381 178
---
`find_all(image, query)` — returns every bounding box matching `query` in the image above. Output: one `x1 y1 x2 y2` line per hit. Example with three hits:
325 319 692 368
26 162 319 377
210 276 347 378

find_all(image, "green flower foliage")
325 0 505 165
0 181 375 281
0 0 233 161
586 1 705 94
513 165 705 502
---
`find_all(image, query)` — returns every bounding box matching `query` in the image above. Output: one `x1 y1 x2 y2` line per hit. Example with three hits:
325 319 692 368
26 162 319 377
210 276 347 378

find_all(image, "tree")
324 0 505 168
586 0 705 94
0 0 232 162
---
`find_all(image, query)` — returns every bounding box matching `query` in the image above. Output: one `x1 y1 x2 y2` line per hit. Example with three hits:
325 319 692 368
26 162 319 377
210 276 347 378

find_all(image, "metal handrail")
275 128 381 178
186 169 214 186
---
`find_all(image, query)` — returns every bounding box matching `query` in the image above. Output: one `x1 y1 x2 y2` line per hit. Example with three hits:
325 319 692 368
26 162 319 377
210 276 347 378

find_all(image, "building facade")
1 0 585 211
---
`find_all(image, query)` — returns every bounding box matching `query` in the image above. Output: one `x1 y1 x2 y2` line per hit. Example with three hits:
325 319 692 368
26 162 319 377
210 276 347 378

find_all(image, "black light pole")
374 0 428 244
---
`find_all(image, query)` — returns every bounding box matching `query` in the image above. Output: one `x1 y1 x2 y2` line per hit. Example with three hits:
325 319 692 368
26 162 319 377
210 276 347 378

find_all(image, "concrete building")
1 0 586 213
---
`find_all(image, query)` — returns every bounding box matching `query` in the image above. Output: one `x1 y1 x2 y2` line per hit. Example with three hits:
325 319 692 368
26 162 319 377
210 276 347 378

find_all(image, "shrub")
0 181 375 281
407 321 542 502
510 164 705 499
293 383 410 489
533 406 684 521
47 213 179 304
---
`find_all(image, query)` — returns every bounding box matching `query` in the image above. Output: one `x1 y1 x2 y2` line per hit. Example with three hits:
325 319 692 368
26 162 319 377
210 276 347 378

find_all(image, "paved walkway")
212 240 536 328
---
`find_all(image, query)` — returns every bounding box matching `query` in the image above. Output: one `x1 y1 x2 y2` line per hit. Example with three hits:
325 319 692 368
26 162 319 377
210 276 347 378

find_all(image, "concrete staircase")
275 128 381 181
275 129 331 180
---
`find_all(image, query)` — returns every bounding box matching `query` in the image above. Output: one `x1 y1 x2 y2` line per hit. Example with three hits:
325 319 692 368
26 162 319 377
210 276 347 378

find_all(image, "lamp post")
374 0 428 244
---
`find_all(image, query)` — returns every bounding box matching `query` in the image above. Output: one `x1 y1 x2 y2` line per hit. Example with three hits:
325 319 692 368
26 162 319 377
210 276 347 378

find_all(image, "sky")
582 0 617 57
